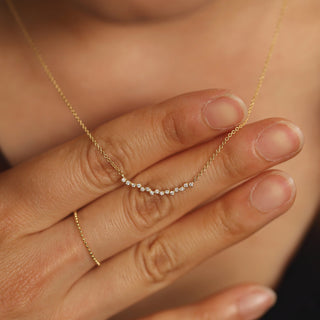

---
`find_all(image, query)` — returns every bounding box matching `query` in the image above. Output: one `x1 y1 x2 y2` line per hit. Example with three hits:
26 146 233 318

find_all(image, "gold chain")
5 0 289 188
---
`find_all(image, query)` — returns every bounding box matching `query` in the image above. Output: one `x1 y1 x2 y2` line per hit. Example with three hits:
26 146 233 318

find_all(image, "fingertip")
250 170 296 214
202 92 248 130
199 284 277 320
236 285 277 320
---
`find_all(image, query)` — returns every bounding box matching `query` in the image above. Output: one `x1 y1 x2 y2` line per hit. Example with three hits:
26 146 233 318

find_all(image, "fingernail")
202 93 247 130
250 173 295 213
237 287 277 320
255 121 304 161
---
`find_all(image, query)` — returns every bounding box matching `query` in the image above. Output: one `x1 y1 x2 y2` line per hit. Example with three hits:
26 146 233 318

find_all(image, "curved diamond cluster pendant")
121 176 194 196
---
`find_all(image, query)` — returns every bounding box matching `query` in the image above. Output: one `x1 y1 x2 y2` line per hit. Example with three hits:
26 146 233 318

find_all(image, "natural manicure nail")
250 173 295 213
237 287 277 320
203 94 247 130
255 121 303 161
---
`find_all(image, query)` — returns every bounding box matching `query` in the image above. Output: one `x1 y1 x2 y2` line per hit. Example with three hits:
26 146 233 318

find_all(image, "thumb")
137 284 276 320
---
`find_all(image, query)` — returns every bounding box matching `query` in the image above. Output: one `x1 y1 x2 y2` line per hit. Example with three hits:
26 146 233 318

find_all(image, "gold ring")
73 211 101 267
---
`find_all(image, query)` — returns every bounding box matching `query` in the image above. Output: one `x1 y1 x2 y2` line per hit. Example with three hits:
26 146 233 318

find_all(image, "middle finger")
0 89 247 234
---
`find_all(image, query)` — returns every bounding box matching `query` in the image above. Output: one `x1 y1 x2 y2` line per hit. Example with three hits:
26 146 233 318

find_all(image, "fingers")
0 89 248 234
139 284 276 320
62 169 295 319
51 117 303 277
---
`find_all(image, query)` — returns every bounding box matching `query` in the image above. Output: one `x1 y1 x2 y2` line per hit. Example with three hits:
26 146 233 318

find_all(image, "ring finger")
61 169 296 320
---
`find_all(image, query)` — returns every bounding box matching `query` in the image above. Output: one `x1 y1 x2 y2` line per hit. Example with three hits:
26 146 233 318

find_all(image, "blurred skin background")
0 0 319 318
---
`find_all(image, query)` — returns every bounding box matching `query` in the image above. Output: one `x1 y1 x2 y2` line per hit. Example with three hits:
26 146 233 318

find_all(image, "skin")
0 88 298 320
0 0 319 319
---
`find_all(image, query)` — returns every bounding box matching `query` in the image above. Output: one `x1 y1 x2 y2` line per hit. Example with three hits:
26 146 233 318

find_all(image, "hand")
0 89 303 320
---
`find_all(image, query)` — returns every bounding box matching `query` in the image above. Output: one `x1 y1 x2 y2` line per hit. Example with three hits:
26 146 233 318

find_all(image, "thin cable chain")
5 0 289 190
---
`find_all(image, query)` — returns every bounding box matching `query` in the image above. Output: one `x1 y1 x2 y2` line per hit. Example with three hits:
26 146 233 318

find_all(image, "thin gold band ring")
73 211 101 267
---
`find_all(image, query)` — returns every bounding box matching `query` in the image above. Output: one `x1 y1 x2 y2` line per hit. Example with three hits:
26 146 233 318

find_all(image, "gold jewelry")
5 0 288 198
73 211 101 267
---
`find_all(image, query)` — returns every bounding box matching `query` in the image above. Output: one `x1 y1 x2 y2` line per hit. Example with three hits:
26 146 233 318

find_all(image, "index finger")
0 89 247 234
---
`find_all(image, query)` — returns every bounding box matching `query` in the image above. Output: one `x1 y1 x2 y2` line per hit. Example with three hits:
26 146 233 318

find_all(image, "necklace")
5 0 289 197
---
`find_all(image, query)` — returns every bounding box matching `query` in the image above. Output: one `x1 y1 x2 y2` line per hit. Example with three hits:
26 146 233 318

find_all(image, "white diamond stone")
140 187 145 192
149 190 154 195
174 187 179 192
131 183 136 188
179 187 185 191
125 180 131 185
137 184 142 188
170 191 175 195
160 191 165 196
146 187 151 192
165 190 170 194
121 177 126 183
183 183 188 188
189 182 194 187
155 189 159 194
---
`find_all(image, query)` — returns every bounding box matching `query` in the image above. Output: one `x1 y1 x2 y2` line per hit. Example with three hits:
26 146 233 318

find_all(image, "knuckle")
220 152 245 180
124 186 174 233
213 201 246 238
161 111 189 146
78 134 130 191
134 234 181 284
214 150 245 182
